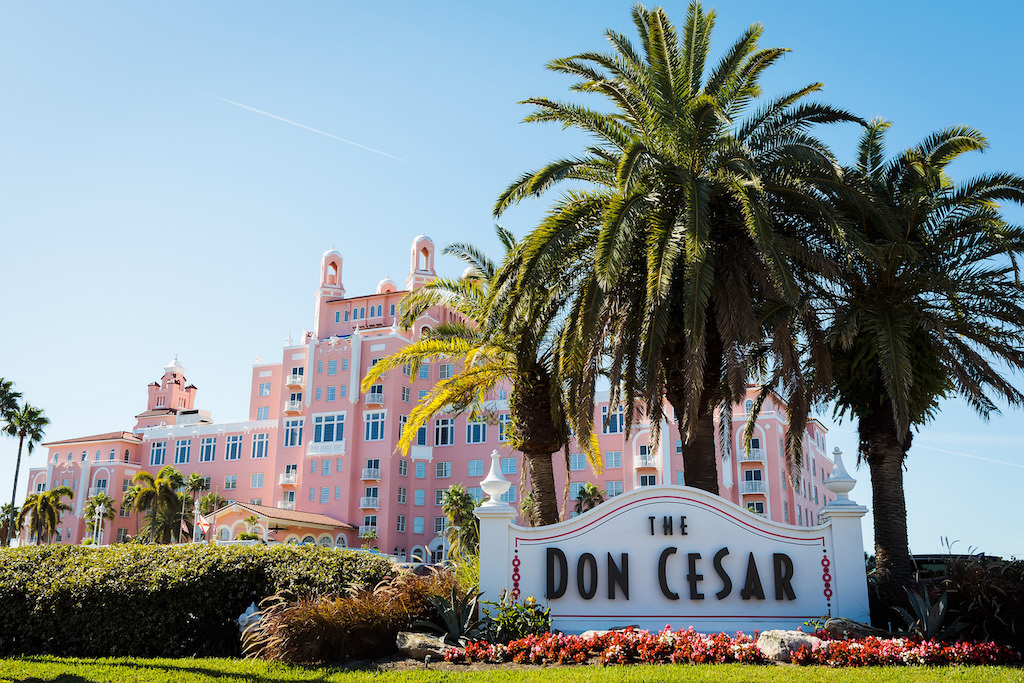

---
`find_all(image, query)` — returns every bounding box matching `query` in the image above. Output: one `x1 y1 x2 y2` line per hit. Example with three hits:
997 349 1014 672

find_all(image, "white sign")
476 452 868 634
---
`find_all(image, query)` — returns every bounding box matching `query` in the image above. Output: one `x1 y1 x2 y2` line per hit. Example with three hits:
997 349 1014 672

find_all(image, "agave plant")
892 586 966 641
414 585 484 646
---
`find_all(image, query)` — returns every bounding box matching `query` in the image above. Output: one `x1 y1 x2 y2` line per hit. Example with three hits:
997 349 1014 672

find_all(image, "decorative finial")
479 450 511 508
824 447 857 506
254 351 262 363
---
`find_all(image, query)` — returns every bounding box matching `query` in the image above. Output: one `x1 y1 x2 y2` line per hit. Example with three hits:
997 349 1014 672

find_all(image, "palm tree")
18 486 73 545
823 120 1024 584
180 473 208 543
5 403 50 530
141 499 193 545
440 484 480 559
132 466 183 544
83 491 118 544
0 503 18 546
362 227 586 525
0 378 20 423
494 2 858 494
199 491 227 516
574 482 605 514
121 484 143 537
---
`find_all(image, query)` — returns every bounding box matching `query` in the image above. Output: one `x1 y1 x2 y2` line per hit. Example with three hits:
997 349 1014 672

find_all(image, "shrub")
482 591 551 644
0 544 394 657
946 556 1024 649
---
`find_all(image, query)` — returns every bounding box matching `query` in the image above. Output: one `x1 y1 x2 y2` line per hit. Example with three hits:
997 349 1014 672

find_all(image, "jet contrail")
918 444 1024 469
210 94 410 164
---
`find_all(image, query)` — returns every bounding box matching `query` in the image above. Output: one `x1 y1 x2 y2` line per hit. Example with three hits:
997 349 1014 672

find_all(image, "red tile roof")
212 502 356 530
43 431 141 447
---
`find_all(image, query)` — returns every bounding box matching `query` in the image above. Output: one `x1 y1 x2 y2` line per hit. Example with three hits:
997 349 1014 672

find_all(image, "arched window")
109 448 116 461
745 400 753 413
302 535 315 545
326 262 338 286
335 534 347 547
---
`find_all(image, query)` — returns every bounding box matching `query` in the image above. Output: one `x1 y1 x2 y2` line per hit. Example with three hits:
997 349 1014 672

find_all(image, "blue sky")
2 1 1022 557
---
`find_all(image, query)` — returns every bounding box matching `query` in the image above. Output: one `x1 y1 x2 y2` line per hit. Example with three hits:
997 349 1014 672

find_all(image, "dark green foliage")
483 591 552 644
892 586 965 640
946 557 1024 649
414 583 483 646
0 544 394 657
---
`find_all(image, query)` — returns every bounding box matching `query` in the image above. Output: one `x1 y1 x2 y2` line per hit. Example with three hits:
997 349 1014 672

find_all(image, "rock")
756 629 827 662
580 625 639 639
396 632 448 661
824 617 890 640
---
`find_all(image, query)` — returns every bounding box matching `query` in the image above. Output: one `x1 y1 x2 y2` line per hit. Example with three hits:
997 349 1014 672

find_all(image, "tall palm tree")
0 378 20 423
0 502 18 546
121 484 143 537
362 227 588 525
18 486 73 545
440 484 480 559
494 2 858 494
132 466 183 544
5 403 50 531
823 119 1024 584
574 482 605 514
83 491 118 544
180 473 208 543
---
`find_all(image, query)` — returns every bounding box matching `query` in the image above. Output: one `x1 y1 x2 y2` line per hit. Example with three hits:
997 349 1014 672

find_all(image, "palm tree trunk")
8 435 25 546
860 407 913 586
662 331 722 495
512 364 563 526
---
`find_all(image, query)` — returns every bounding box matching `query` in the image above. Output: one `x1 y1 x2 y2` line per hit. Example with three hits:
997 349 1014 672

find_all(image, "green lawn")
0 658 1021 683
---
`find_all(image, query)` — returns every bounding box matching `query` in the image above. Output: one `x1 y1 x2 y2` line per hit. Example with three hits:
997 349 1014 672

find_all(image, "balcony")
359 497 380 509
277 500 296 511
358 525 377 537
742 448 765 462
365 390 384 406
634 453 657 468
743 480 766 494
278 472 297 486
286 373 305 388
308 440 346 456
361 467 381 480
87 486 108 498
283 400 302 414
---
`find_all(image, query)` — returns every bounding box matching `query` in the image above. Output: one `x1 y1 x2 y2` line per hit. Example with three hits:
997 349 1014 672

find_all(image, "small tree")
441 484 480 559
574 483 604 514
83 491 117 544
0 503 18 546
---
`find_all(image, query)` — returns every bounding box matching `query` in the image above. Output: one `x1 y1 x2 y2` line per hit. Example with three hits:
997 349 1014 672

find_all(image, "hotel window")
783 501 790 523
309 487 315 501
568 453 586 471
396 515 406 532
402 386 410 402
602 405 624 434
397 487 407 504
320 487 329 504
344 310 350 322
418 363 429 380
202 476 211 489
199 437 216 462
251 433 268 459
605 451 622 468
249 498 262 505
501 457 516 474
122 478 131 492
434 517 447 534
639 474 657 487
317 360 323 374
796 504 802 526
745 399 754 413
109 448 115 461
413 517 424 534
364 411 385 441
402 363 412 377
328 360 337 376
675 439 682 454
174 440 191 465
498 414 512 442
466 420 486 444
284 419 303 447
340 385 347 398
398 415 408 439
416 423 428 446
334 311 340 323
390 304 396 316
256 406 269 421
435 462 451 478
467 459 483 477
398 459 408 476
251 473 263 488
322 459 331 476
606 480 623 497
418 390 428 401
569 482 584 500
468 486 484 502
435 489 444 505
327 386 336 402
342 359 348 371
119 503 131 517
439 363 454 380
150 441 166 466
336 457 343 471
258 382 271 397
415 462 426 479
225 435 242 461
224 475 237 490
335 486 341 500
94 478 107 491
500 488 517 503
414 489 425 506
748 501 766 515
311 460 317 474
781 470 787 490
313 413 345 443
434 419 454 446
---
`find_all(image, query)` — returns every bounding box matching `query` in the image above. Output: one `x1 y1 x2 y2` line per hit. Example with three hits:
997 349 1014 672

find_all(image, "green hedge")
0 544 395 657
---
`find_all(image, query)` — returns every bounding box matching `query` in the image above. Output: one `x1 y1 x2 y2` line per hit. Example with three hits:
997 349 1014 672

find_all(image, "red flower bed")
444 627 1021 667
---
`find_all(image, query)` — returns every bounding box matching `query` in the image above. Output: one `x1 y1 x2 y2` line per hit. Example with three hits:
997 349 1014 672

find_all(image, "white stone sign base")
475 450 869 635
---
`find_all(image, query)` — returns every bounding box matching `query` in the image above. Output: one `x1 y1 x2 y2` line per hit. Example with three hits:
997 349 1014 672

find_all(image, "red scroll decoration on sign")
821 548 833 616
511 550 521 600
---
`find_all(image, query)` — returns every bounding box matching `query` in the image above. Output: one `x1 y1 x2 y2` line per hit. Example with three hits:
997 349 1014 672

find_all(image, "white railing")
277 500 296 510
359 497 380 509
87 486 108 498
286 374 305 387
743 480 766 494
308 440 346 456
742 448 765 462
278 472 297 486
365 390 384 405
361 467 381 480
284 400 302 413
358 525 377 537
634 454 657 468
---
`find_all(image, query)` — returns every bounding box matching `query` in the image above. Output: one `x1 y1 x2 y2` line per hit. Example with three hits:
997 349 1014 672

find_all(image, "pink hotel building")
23 235 835 560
